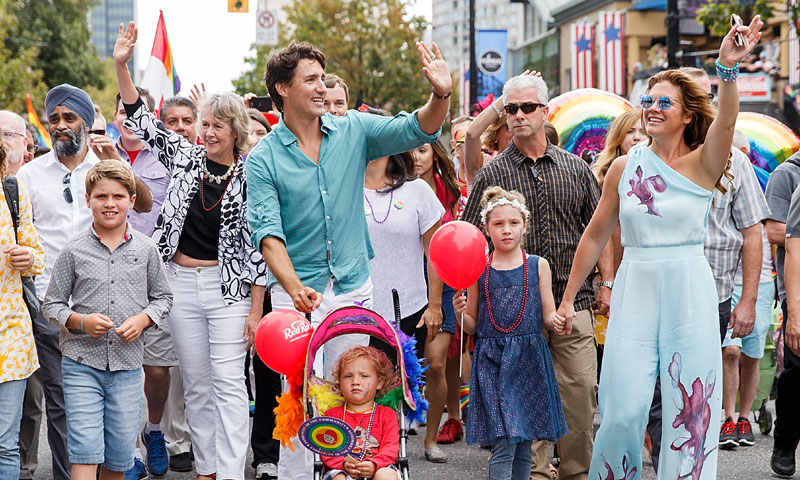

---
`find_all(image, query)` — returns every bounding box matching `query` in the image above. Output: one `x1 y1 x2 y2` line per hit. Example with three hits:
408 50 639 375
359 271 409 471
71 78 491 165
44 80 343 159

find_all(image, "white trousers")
166 263 251 479
272 277 372 480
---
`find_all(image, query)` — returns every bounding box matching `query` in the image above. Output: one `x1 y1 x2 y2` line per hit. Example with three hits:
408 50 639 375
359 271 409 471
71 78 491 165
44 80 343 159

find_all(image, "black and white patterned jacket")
123 99 268 304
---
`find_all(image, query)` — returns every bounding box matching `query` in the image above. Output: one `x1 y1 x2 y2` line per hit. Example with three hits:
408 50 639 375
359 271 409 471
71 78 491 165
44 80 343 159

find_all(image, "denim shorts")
61 356 143 471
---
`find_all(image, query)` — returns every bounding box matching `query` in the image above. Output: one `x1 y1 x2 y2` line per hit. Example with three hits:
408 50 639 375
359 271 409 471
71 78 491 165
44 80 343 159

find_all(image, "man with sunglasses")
462 73 613 480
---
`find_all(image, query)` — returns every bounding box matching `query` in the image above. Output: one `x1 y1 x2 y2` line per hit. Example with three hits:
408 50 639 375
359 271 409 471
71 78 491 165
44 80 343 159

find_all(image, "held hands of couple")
4 245 34 271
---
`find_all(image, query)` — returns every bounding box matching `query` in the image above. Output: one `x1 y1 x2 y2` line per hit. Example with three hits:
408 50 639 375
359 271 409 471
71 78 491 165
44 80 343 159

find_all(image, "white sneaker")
256 462 278 479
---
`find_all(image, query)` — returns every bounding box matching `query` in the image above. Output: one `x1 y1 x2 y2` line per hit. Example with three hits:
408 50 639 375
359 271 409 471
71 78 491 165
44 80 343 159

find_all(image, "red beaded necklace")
200 158 237 212
484 248 528 333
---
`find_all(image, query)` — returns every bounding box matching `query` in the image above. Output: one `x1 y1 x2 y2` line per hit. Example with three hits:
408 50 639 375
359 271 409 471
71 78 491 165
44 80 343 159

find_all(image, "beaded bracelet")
716 59 740 83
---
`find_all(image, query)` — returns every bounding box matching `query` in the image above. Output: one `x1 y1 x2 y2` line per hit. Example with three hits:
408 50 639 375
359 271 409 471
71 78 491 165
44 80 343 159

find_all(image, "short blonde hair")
85 160 136 197
199 93 252 155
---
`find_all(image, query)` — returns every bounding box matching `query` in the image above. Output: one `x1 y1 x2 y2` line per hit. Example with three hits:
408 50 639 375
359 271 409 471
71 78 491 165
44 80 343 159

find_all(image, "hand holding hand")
718 14 763 66
556 301 576 335
116 314 152 342
4 245 33 271
83 313 114 338
552 312 567 335
416 42 451 98
293 286 321 314
113 22 137 66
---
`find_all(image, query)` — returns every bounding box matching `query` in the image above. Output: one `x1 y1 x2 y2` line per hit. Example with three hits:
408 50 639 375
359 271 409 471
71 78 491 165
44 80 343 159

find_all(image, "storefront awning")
631 0 665 10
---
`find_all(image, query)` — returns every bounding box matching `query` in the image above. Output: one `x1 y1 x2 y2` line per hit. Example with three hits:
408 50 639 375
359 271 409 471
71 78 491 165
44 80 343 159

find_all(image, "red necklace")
200 158 237 212
485 248 528 333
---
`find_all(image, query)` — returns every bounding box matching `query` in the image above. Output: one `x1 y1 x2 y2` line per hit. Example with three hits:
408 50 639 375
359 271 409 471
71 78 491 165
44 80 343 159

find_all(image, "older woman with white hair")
114 23 267 480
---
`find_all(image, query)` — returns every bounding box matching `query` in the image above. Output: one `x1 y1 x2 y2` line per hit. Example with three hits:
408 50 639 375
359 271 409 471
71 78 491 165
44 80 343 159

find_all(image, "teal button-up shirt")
246 110 440 295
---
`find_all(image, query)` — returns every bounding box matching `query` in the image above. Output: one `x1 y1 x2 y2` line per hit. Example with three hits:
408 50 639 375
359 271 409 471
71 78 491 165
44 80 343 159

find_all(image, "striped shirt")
462 140 601 311
704 149 770 302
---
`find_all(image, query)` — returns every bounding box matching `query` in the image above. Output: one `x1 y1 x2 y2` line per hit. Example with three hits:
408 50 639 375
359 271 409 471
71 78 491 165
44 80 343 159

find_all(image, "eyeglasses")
26 144 38 154
503 103 545 115
62 172 73 204
640 95 682 111
1 131 25 141
89 129 106 135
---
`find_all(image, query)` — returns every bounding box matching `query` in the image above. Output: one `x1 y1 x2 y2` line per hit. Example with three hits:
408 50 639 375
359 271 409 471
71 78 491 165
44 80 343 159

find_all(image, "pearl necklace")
203 158 236 184
485 248 528 333
342 402 377 462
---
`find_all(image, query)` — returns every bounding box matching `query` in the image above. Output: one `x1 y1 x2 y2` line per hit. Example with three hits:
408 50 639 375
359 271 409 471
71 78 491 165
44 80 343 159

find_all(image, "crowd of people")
3 11 800 480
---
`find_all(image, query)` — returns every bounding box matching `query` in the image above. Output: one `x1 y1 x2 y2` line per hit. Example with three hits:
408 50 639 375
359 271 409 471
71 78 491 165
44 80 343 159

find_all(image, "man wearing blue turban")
16 83 153 480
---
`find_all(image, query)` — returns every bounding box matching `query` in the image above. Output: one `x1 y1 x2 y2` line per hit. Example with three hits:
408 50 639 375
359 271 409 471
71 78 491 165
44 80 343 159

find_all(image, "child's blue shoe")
141 429 169 476
124 458 149 480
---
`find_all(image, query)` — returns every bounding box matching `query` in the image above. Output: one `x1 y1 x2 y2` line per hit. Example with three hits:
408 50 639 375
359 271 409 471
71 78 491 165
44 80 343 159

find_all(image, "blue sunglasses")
640 95 681 111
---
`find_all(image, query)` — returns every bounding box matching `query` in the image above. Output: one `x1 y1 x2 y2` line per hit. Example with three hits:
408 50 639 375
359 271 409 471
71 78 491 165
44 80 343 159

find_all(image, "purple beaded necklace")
342 402 377 462
364 188 394 224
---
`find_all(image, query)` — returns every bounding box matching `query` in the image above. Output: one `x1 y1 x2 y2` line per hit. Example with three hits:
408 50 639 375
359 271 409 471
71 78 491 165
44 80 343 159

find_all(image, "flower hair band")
480 197 531 224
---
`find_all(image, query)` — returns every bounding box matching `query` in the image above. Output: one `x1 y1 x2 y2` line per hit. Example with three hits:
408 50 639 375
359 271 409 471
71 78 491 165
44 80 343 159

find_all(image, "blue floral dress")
467 253 568 445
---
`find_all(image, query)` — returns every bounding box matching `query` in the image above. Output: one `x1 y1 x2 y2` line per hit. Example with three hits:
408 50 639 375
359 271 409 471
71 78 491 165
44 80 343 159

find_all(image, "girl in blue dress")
453 186 569 480
556 17 764 480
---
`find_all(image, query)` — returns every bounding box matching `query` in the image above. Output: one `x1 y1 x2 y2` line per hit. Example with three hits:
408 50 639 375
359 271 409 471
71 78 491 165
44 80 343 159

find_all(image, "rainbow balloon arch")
546 88 634 163
734 112 800 191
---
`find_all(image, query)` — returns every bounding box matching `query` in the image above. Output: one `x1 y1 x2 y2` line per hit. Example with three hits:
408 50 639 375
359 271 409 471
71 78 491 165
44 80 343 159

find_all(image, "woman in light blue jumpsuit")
557 18 764 480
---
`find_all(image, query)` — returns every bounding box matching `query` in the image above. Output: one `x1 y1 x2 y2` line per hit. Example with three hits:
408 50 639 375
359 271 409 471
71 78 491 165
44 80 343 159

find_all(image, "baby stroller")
275 291 427 480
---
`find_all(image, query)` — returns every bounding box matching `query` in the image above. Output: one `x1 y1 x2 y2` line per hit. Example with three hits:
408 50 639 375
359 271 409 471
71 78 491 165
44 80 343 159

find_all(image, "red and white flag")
598 11 625 95
571 22 595 89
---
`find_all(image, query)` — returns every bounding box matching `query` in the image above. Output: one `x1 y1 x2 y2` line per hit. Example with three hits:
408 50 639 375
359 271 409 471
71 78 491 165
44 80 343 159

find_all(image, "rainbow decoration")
25 94 51 149
735 112 800 191
547 88 633 162
140 11 181 115
459 383 469 416
298 416 356 456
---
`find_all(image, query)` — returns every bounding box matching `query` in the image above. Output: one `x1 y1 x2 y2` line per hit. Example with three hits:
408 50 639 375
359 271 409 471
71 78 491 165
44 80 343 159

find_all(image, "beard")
52 127 86 157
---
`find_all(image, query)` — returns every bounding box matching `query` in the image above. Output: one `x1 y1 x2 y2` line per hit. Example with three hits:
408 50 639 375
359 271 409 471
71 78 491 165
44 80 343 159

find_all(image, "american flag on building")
571 21 595 89
597 11 625 95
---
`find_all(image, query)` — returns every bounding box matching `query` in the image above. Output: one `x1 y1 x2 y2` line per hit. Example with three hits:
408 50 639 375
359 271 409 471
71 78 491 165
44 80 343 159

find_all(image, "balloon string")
459 311 464 377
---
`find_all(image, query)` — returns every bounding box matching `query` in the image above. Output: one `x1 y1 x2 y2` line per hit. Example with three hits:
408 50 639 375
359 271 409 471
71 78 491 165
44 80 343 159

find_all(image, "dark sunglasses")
62 172 73 204
89 129 106 135
640 95 681 111
503 102 545 115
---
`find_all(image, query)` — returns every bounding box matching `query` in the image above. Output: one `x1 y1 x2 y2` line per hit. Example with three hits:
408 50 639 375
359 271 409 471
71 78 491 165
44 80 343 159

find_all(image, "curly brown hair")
333 346 395 398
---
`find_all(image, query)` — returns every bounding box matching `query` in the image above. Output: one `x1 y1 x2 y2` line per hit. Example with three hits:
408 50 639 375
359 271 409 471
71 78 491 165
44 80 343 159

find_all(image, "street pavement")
31 401 784 479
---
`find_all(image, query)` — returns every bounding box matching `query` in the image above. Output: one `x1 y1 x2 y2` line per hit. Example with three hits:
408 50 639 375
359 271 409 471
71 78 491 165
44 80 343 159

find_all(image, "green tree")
0 3 47 112
3 0 105 91
233 0 431 113
697 0 774 38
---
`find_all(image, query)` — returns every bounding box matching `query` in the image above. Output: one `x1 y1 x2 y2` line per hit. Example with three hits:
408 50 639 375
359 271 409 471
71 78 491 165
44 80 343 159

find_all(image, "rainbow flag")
140 10 180 117
25 94 51 149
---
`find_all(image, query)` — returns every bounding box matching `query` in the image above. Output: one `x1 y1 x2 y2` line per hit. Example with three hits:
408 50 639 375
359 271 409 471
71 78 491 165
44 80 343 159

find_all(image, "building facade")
89 0 136 72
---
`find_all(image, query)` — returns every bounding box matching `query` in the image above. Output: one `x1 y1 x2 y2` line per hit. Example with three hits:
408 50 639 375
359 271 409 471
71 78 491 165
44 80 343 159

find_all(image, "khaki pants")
531 309 597 480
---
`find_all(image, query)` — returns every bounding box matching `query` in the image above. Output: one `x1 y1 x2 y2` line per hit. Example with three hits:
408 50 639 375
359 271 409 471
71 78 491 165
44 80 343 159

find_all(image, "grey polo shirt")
765 155 800 301
43 225 173 371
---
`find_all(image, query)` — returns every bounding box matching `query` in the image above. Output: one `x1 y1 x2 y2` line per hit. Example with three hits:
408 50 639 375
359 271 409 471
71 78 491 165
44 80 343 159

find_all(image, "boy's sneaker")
255 462 278 479
736 417 755 446
141 429 169 476
124 458 149 480
719 417 738 449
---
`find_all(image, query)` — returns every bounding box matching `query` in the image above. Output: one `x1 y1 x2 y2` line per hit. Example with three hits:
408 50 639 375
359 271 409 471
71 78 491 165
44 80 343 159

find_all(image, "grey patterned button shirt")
43 225 173 371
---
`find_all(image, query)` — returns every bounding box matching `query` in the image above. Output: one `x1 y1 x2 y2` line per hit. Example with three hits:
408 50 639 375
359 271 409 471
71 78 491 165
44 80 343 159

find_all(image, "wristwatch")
599 280 614 289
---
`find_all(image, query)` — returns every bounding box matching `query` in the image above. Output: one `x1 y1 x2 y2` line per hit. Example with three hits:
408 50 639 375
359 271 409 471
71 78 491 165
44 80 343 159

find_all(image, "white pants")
272 277 372 480
166 263 251 479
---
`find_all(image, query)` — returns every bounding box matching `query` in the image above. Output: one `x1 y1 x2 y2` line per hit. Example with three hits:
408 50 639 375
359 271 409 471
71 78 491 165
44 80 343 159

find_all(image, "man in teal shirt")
246 40 451 480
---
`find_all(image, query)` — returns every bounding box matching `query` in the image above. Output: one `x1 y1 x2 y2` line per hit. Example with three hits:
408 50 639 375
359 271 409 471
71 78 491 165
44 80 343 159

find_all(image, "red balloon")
428 221 488 289
255 309 314 375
